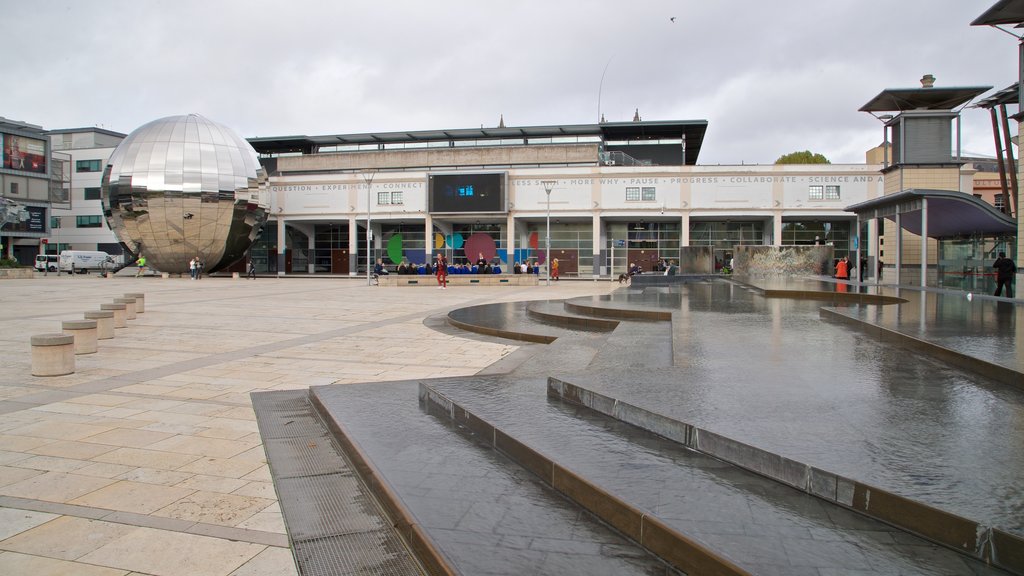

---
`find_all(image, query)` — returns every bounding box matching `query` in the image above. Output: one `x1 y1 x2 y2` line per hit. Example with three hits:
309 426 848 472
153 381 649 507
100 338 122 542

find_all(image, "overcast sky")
2 0 1019 165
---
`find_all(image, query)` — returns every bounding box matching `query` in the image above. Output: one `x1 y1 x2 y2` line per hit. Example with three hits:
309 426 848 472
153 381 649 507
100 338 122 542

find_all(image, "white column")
894 211 902 285
424 214 434 262
680 213 690 247
773 212 783 246
920 198 928 288
307 234 316 274
506 213 516 268
592 213 602 278
276 217 287 277
348 216 358 275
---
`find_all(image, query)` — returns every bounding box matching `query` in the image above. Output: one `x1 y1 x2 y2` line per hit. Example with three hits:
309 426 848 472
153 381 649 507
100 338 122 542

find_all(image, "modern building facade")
0 117 60 264
45 127 126 261
249 120 885 278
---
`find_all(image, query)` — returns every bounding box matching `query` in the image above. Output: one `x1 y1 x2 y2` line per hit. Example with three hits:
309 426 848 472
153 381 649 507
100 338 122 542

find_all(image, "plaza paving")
0 272 1020 574
0 274 609 575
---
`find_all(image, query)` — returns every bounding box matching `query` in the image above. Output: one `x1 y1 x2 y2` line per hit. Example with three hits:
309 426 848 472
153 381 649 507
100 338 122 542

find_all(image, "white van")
59 250 113 274
34 254 60 272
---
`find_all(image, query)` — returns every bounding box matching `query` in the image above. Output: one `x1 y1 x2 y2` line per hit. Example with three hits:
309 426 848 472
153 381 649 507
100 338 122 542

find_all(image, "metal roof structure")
971 0 1024 27
247 119 709 165
845 189 1017 237
973 83 1020 108
859 86 993 113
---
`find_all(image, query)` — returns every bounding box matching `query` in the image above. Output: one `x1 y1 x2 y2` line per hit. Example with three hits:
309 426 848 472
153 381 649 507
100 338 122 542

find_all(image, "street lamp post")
542 180 556 286
363 170 376 286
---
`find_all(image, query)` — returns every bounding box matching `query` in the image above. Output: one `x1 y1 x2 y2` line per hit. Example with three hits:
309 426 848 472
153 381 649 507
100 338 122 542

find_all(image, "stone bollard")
100 303 127 328
114 297 137 320
85 310 115 339
31 333 75 376
161 272 169 279
61 320 98 355
124 293 145 313
232 272 239 280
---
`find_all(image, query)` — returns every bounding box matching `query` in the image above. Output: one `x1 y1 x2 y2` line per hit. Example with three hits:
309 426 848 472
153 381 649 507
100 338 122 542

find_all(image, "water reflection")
572 280 1024 535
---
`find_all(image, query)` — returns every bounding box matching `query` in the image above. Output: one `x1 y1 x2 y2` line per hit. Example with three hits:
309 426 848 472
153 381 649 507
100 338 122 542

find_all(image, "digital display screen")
429 173 505 213
2 134 47 174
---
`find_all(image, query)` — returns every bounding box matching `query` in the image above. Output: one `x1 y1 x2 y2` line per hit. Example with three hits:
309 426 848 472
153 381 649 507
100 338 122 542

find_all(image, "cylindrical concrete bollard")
61 320 98 355
31 333 75 376
85 310 115 339
114 298 136 320
124 293 145 313
100 303 127 328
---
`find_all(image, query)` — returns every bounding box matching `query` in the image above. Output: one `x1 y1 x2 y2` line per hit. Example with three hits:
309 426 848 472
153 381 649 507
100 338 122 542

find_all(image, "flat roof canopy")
971 0 1024 26
974 82 1019 108
859 87 992 113
247 120 709 164
846 189 1017 237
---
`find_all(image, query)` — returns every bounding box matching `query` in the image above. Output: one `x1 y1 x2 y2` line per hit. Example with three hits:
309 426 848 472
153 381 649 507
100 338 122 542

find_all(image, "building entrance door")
332 249 348 274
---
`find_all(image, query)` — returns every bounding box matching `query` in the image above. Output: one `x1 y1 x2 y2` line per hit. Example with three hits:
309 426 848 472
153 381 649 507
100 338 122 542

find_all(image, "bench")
378 275 539 287
85 310 115 340
61 320 98 355
31 333 75 376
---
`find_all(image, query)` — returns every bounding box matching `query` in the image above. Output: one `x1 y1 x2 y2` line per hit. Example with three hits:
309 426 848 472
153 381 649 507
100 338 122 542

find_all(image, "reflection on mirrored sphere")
101 114 268 274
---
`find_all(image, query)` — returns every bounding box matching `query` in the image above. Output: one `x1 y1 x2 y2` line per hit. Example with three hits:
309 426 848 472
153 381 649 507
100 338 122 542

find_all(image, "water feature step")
419 375 1010 576
309 379 682 576
524 300 619 331
447 301 581 343
548 377 1024 575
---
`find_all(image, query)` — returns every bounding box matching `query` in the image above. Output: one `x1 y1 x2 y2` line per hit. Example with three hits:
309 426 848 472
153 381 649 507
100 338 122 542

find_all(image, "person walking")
551 258 559 281
189 257 197 280
247 259 257 280
435 252 448 289
993 251 1017 298
135 254 146 277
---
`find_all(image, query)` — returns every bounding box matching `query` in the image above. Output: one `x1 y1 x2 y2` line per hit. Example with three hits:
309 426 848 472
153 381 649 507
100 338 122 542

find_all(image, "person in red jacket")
835 256 849 281
435 252 448 289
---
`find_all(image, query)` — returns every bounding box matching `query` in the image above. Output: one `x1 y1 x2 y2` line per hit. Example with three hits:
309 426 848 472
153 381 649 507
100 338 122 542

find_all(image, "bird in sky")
670 16 676 22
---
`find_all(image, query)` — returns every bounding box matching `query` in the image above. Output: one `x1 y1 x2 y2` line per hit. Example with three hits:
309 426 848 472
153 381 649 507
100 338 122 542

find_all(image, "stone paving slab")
1 276 614 575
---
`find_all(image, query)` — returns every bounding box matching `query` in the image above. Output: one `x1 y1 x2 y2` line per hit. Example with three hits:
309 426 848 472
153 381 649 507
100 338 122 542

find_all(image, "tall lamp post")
542 180 555 286
363 170 376 286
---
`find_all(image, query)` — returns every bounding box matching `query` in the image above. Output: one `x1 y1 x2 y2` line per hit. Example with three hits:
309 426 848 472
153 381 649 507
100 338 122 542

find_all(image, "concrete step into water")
539 282 1024 544
419 375 1008 576
310 379 682 576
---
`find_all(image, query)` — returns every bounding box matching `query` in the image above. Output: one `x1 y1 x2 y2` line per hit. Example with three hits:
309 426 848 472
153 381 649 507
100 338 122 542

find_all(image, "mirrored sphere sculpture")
102 114 268 274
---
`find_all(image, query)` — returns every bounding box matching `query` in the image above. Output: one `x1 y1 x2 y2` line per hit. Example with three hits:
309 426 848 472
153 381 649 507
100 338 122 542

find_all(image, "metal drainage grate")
252 390 424 576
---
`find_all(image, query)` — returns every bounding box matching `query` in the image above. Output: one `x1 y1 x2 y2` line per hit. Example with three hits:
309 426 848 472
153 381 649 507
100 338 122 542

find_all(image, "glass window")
825 185 840 200
50 216 61 228
377 191 390 205
76 215 103 228
642 187 656 201
76 159 102 172
84 187 101 200
626 187 640 201
808 185 823 200
9 182 18 195
391 191 403 205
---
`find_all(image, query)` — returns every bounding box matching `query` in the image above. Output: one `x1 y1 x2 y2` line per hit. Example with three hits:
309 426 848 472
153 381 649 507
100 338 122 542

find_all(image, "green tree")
775 150 830 164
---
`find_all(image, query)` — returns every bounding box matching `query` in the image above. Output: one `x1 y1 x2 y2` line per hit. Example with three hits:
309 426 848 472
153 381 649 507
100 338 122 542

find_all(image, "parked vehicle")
34 254 60 272
59 250 113 274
